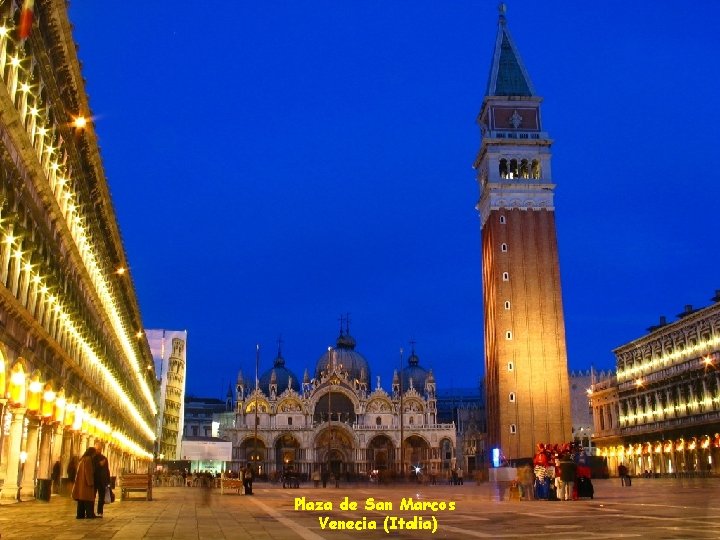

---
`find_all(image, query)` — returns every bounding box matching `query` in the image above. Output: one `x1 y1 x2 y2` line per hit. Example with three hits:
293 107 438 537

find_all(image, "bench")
220 477 244 495
120 473 152 500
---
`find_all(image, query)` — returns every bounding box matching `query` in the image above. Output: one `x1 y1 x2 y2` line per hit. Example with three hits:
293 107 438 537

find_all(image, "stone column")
0 400 8 482
49 424 64 493
19 416 40 501
37 423 54 480
79 433 89 454
59 430 73 480
50 424 64 473
0 408 27 502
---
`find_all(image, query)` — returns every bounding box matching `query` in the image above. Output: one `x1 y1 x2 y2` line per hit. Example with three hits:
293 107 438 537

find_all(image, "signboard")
181 440 232 461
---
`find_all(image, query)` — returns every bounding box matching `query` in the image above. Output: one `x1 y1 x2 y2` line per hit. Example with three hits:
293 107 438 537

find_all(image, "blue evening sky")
67 2 720 398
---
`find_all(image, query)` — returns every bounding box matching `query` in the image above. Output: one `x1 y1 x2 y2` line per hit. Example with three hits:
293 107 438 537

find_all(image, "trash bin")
36 479 52 501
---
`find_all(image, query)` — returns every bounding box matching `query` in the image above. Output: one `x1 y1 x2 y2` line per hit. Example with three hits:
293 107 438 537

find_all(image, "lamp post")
399 347 404 481
253 344 259 475
326 347 333 478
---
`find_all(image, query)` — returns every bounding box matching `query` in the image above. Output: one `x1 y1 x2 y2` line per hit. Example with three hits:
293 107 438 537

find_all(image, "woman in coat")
71 447 97 519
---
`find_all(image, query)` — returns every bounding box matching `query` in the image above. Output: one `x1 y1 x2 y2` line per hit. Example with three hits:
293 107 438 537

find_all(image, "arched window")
287 417 293 426
509 392 516 403
520 159 529 179
499 215 506 224
507 361 514 372
531 159 541 179
376 416 381 426
510 424 517 434
501 243 508 252
502 272 509 281
504 301 511 310
509 159 518 179
499 159 508 179
409 417 414 425
506 331 512 340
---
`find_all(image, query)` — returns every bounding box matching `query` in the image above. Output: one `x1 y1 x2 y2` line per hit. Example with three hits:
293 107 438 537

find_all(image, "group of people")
523 442 592 501
450 467 464 485
70 441 111 519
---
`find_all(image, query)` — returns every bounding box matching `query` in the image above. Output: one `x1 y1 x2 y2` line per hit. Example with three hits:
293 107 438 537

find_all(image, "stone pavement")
1 477 720 539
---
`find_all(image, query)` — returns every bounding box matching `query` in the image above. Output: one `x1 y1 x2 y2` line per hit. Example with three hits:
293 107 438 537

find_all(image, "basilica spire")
486 3 535 97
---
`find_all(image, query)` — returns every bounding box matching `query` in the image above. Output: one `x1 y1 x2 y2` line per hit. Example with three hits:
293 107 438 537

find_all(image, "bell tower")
475 4 572 460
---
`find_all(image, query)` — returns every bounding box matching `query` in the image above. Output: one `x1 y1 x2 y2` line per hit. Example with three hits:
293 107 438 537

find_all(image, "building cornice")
477 183 555 226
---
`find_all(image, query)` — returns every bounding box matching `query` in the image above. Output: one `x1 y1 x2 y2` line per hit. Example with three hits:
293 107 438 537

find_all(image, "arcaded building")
590 292 720 475
474 6 572 460
0 1 156 502
216 328 456 480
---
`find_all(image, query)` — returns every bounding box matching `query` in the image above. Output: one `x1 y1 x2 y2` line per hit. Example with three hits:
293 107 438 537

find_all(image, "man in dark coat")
92 441 111 517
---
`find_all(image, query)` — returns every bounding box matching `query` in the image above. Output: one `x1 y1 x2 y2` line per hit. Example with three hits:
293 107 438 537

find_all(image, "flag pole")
254 344 259 474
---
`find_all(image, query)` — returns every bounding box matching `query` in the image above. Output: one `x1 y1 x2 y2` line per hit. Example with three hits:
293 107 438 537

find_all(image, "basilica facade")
216 329 456 480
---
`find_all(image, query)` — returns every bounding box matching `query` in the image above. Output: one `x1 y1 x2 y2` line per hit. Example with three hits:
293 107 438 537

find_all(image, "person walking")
618 464 631 486
242 465 254 495
92 441 111 517
558 454 577 501
312 469 321 488
518 463 535 501
71 448 96 519
51 460 61 494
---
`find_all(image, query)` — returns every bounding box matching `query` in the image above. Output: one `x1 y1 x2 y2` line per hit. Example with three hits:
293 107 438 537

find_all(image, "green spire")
486 4 535 97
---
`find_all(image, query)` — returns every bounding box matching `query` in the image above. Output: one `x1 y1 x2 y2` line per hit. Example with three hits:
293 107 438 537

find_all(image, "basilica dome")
400 349 430 393
258 350 300 395
315 331 371 384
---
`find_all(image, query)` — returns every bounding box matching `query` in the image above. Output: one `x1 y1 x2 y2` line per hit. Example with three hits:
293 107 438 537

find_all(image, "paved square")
1 477 719 539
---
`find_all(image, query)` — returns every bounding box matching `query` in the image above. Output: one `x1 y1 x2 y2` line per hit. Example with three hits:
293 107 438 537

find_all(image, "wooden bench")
220 477 243 495
120 473 152 500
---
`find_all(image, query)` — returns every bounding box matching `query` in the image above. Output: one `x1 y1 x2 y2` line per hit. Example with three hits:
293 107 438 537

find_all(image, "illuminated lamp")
81 409 91 434
27 370 42 412
8 362 26 406
73 403 84 431
714 434 720 449
701 436 710 450
72 116 87 129
53 389 66 424
64 402 76 428
40 382 56 418
688 438 697 451
663 441 673 453
0 355 5 397
617 445 625 456
654 442 662 454
676 438 685 451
